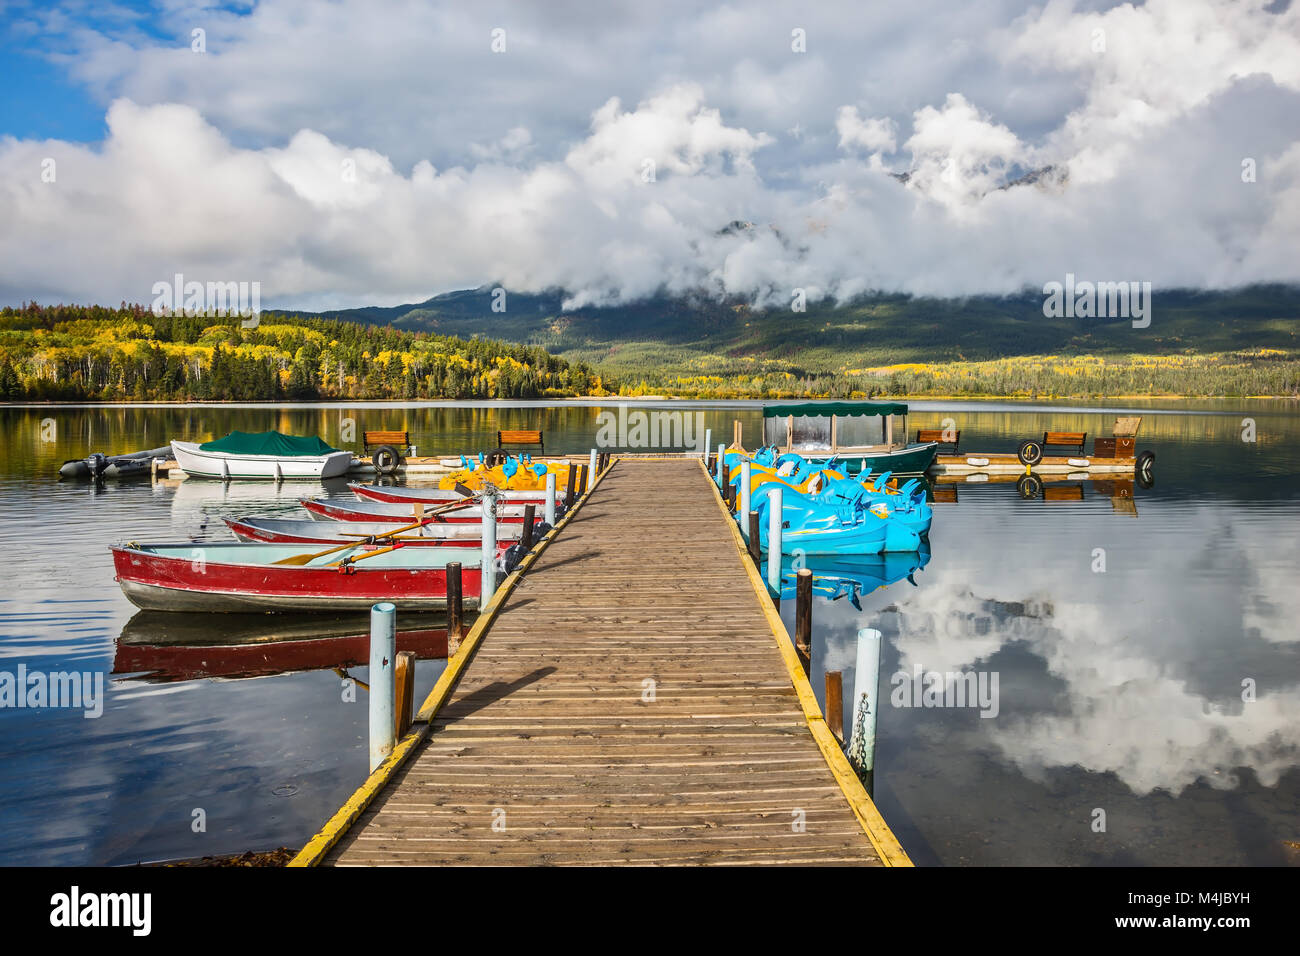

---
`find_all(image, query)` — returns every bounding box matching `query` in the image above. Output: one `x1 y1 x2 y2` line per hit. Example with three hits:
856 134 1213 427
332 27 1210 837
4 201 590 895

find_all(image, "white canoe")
171 440 354 481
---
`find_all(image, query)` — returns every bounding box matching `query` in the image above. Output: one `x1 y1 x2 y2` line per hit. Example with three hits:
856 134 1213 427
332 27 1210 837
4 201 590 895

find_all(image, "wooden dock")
293 458 910 866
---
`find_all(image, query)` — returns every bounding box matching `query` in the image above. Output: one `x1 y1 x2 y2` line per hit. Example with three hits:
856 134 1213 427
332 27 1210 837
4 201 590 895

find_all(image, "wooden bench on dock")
1042 431 1087 456
363 430 412 454
916 428 960 454
364 430 412 474
498 429 544 454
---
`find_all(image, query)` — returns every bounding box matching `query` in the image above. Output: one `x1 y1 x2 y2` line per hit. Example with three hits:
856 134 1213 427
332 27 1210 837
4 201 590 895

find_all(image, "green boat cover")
198 430 339 456
762 401 908 418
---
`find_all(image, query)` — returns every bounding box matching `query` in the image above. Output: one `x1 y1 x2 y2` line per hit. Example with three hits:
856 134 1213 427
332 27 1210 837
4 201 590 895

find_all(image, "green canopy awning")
198 430 339 456
762 401 908 418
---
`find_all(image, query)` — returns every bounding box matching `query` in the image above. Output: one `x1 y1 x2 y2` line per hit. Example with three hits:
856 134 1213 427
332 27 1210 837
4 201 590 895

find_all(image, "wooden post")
368 602 396 772
826 670 844 745
577 464 588 497
795 568 813 675
446 562 463 655
564 465 576 507
733 419 742 449
748 510 761 565
521 503 536 550
394 651 416 738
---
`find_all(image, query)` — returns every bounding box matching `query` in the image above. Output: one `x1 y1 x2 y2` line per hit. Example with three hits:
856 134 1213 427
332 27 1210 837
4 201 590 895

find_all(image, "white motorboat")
170 430 354 481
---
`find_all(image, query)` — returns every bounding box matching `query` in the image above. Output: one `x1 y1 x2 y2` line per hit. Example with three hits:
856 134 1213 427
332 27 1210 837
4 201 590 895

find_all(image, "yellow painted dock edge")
288 460 619 867
700 458 914 867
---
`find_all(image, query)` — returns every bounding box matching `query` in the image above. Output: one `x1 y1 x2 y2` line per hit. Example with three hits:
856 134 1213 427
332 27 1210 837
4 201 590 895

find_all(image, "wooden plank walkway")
317 459 905 866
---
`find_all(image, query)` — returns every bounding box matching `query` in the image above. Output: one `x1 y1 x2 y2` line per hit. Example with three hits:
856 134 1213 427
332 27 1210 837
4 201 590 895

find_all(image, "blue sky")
0 0 1297 309
0 1 267 141
0 19 101 141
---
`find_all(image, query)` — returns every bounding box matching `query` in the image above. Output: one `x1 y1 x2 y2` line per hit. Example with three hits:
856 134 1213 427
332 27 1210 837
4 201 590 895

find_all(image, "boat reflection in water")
777 545 932 609
929 475 1141 515
113 611 453 684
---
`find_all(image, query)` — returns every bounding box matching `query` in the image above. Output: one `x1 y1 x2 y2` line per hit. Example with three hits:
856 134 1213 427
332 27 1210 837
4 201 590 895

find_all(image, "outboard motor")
500 543 527 574
87 452 109 480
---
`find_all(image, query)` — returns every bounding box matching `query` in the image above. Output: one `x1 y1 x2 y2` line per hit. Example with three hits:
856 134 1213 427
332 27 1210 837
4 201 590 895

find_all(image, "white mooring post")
703 428 712 462
368 602 396 772
588 449 598 490
847 627 883 776
716 443 726 487
767 485 783 592
544 472 556 526
481 491 498 608
739 461 751 532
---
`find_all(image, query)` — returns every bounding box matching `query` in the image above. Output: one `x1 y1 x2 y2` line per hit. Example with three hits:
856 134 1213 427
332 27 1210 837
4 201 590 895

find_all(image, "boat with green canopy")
760 401 938 475
170 430 354 480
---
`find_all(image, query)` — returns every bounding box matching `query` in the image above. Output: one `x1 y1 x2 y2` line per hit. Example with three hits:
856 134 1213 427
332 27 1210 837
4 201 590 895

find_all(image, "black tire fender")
1017 439 1044 466
1135 449 1155 488
372 444 402 475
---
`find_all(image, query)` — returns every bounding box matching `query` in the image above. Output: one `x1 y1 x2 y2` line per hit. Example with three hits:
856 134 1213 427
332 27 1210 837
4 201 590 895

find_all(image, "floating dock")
930 453 1138 476
291 458 909 866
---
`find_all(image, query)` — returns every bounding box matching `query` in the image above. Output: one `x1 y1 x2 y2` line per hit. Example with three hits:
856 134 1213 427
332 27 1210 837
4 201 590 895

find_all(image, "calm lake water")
0 398 1297 865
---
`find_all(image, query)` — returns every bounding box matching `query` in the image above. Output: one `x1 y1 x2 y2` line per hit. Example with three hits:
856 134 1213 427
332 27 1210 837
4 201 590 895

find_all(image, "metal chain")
846 691 870 771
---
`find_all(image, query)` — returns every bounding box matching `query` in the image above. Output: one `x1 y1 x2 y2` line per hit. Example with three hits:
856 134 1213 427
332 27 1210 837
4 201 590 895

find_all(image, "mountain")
273 284 1300 383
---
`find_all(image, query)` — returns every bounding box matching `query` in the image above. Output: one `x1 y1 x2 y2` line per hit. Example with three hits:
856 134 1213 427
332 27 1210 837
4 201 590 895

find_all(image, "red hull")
225 517 511 550
350 483 556 505
112 546 483 613
300 498 531 523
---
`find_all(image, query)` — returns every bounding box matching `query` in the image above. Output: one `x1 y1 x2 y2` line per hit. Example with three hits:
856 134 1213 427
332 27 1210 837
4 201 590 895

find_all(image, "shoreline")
3 393 1297 408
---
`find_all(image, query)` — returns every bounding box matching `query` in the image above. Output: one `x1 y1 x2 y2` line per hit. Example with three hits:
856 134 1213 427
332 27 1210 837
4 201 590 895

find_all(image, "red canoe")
111 541 484 613
225 516 518 549
350 483 561 505
301 497 536 524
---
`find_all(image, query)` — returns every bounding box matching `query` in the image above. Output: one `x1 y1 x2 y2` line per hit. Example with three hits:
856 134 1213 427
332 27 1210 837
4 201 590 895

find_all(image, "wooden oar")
272 499 477 565
328 542 403 567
